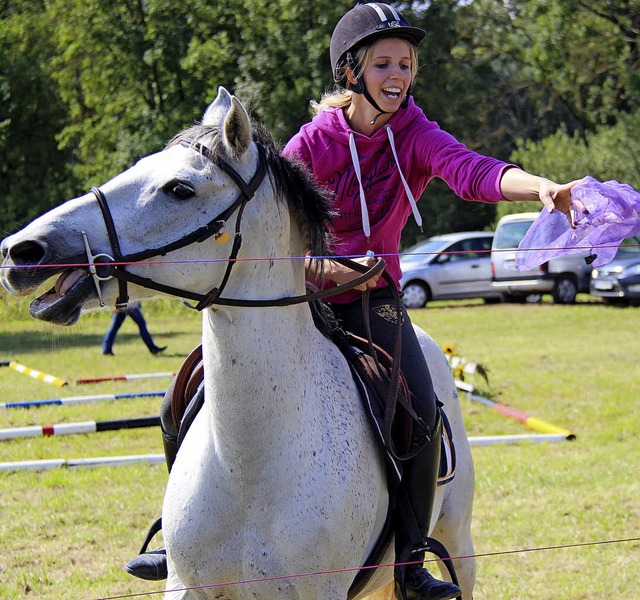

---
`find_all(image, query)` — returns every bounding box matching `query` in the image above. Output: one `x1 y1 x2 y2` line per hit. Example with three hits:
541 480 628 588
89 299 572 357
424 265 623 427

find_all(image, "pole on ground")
0 416 160 441
3 360 67 387
455 380 575 440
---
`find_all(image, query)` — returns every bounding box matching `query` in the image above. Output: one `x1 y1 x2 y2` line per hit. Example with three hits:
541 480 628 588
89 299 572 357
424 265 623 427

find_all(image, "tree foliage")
1 0 637 241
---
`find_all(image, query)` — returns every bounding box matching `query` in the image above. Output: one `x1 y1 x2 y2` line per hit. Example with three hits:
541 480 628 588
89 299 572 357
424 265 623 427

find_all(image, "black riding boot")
123 430 177 581
394 414 461 600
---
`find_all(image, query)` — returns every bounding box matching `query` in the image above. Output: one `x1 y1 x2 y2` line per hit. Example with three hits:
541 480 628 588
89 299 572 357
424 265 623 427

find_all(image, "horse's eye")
163 179 195 200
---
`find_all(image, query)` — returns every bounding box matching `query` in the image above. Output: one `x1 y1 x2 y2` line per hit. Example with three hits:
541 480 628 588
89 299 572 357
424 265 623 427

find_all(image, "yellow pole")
9 361 67 387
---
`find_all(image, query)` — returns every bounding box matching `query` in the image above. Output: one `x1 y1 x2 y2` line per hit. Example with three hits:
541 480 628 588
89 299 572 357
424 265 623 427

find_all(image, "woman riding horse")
126 4 579 599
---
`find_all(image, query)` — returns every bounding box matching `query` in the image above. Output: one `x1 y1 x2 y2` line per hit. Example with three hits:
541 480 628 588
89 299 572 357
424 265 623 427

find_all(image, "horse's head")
1 87 332 325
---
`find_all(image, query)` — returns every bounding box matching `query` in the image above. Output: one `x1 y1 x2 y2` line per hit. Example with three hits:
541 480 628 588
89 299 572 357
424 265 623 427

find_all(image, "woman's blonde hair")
312 40 419 115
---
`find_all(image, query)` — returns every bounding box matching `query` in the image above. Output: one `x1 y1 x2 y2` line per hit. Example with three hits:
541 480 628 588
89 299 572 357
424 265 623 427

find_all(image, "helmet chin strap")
363 88 389 126
363 84 413 126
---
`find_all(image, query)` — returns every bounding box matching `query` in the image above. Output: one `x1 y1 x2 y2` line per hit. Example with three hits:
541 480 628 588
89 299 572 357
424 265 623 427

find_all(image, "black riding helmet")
329 3 425 123
330 3 425 86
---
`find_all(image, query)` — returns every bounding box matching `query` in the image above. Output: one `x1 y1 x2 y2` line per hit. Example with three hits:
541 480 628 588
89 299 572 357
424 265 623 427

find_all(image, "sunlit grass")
1 295 639 598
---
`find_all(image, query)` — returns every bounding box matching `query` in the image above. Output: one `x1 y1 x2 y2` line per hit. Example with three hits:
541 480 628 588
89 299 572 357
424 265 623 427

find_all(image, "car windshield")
400 240 446 265
615 236 640 257
493 221 533 249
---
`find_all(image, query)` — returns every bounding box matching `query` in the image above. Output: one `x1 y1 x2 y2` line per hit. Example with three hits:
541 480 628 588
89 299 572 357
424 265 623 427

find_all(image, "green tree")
1 0 637 241
46 0 206 186
233 0 353 144
0 1 76 236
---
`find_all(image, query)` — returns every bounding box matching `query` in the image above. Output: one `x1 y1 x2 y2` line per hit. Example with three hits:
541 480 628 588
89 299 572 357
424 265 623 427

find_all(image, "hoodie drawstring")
349 132 372 240
386 126 423 232
348 127 423 242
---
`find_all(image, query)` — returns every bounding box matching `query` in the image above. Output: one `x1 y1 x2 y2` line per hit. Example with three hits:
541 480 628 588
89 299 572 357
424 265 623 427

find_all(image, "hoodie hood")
312 96 423 146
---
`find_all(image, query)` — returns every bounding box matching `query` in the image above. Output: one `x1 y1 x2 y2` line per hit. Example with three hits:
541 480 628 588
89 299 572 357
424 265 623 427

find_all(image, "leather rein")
85 139 386 311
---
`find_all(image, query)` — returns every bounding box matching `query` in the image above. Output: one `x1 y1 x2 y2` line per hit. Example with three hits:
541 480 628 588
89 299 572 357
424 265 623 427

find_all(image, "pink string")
1 242 636 272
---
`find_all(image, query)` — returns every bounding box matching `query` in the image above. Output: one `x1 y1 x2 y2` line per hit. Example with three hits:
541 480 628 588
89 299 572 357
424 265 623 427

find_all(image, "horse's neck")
199 256 337 466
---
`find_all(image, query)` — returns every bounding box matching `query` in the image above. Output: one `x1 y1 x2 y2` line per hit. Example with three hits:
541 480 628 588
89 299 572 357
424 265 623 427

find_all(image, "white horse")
0 87 475 600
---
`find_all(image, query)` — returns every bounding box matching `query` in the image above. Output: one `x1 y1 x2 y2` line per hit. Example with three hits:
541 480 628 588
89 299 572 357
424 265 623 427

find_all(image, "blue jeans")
102 306 158 354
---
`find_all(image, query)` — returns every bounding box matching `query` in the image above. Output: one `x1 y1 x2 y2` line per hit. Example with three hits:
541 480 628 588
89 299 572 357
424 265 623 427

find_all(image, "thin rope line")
94 536 640 600
2 242 637 271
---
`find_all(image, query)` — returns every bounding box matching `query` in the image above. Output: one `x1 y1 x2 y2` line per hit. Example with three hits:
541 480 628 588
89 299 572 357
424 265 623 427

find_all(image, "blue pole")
0 391 165 409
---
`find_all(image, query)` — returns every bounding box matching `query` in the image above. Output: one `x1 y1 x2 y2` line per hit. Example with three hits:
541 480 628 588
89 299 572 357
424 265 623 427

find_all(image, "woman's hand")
500 168 586 228
538 179 585 228
306 256 381 291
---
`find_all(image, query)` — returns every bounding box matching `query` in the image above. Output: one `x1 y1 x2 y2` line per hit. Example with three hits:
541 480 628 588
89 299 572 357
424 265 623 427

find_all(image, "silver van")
491 212 593 304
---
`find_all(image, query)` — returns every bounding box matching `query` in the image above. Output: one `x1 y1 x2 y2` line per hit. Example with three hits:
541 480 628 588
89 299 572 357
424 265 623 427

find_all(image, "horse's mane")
167 122 335 259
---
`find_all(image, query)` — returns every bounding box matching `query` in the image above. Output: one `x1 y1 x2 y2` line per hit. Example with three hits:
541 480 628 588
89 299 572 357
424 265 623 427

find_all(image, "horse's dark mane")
167 122 335 259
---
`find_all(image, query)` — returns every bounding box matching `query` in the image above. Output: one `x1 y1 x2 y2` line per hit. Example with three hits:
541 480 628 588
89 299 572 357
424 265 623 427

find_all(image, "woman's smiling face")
360 37 414 112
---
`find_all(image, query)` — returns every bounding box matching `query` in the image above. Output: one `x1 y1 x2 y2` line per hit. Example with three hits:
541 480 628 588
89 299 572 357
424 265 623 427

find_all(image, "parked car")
590 235 640 305
399 232 501 308
491 212 593 304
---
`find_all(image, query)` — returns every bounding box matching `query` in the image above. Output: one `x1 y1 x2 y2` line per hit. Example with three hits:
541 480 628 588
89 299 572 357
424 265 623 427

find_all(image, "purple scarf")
516 176 640 270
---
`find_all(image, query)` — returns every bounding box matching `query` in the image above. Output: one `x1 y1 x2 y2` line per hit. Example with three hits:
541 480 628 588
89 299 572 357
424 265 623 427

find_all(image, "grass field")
0 293 638 599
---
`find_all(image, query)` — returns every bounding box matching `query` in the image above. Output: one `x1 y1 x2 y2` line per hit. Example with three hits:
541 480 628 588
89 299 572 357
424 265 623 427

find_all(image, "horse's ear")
202 87 233 126
223 96 251 159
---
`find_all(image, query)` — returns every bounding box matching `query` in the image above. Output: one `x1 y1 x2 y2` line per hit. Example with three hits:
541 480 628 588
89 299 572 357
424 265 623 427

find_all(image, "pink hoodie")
282 97 513 303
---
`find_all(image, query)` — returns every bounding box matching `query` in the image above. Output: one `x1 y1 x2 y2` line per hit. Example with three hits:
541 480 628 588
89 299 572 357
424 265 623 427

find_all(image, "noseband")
86 139 386 310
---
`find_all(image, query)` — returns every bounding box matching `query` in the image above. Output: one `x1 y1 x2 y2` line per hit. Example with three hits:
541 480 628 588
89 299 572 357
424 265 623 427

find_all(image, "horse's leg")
414 326 476 600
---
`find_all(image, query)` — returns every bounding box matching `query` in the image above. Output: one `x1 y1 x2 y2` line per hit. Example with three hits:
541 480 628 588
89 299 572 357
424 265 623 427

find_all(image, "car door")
467 235 495 294
433 236 493 297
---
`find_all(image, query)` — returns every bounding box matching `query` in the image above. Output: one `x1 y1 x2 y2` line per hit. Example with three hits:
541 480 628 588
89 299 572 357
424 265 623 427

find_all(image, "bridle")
84 139 385 311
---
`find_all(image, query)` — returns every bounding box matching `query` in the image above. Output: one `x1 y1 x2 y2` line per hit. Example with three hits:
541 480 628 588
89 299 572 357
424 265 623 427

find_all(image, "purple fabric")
516 176 640 270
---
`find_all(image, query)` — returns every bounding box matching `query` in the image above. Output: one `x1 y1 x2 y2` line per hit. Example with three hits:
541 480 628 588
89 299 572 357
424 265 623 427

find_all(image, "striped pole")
467 433 569 446
455 380 575 440
0 416 160 441
3 360 67 387
0 454 165 472
77 372 176 384
0 391 165 410
0 432 571 472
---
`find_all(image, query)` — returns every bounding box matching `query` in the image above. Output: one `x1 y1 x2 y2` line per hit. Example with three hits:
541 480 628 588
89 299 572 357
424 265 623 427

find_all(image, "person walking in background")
102 301 166 356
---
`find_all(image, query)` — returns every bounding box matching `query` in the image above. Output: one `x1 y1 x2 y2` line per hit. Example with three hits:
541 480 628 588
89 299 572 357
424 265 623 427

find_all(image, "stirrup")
137 516 163 554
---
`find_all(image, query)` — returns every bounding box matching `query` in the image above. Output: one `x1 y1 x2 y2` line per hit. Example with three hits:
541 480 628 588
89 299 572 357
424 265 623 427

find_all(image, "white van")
490 212 593 304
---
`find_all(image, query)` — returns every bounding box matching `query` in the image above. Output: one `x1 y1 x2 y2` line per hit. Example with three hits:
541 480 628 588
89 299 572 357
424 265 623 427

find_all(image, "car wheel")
552 275 578 304
402 281 430 308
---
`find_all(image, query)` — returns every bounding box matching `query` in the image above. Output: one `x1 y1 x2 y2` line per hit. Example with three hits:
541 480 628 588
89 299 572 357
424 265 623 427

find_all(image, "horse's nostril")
8 240 48 265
